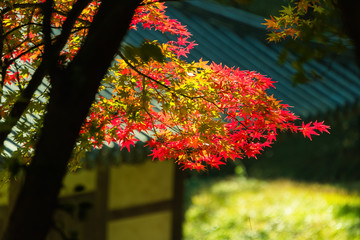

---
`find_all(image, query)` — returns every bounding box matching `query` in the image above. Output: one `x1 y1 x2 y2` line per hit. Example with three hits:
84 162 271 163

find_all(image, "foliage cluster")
263 0 351 83
0 0 329 172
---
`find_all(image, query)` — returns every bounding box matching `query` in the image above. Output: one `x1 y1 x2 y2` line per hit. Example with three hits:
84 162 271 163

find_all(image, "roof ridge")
183 0 266 30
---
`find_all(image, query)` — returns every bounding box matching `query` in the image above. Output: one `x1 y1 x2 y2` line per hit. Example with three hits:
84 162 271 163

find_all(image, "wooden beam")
108 199 173 220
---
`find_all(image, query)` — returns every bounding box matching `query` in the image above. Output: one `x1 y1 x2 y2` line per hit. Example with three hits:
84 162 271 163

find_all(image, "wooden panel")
0 206 8 236
59 169 96 197
107 210 172 240
0 184 9 206
108 161 174 210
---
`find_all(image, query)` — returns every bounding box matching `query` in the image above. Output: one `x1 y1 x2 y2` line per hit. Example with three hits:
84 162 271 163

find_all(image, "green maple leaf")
280 5 294 16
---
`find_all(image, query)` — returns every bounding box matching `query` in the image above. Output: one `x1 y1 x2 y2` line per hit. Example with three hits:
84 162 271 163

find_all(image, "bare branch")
3 22 35 39
0 16 4 88
118 51 205 100
0 3 45 15
42 0 54 58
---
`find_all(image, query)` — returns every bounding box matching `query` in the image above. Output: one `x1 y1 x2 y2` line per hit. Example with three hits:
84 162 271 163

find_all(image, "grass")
184 177 360 240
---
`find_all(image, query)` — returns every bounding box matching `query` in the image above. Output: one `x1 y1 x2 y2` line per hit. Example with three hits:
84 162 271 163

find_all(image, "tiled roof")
3 0 360 158
124 0 360 119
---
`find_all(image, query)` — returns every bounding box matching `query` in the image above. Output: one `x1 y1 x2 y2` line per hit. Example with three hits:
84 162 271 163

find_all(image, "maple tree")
262 0 338 42
262 0 359 83
0 0 329 239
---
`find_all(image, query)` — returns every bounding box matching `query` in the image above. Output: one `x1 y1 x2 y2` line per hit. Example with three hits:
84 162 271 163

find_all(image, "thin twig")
118 50 205 100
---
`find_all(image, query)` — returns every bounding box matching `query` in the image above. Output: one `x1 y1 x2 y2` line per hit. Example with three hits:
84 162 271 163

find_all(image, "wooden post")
172 167 184 240
93 165 109 240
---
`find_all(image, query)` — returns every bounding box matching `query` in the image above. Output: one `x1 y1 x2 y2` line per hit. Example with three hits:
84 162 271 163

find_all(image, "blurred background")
182 0 360 239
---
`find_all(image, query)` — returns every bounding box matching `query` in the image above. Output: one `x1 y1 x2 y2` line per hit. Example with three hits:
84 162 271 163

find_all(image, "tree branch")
118 51 205 100
0 3 44 15
42 0 54 56
0 0 93 152
0 16 4 87
50 0 93 62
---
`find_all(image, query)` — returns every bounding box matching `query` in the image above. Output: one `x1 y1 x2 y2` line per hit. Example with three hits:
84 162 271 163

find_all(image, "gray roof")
124 0 360 119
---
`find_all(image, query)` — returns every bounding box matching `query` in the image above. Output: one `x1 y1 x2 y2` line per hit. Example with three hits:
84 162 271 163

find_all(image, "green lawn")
184 177 360 240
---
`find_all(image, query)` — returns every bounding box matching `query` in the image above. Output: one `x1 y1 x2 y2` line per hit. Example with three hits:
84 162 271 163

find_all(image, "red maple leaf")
301 122 319 140
120 138 139 152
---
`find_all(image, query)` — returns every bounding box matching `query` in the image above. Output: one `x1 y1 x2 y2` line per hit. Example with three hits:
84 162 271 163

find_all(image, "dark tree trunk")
1 1 140 240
